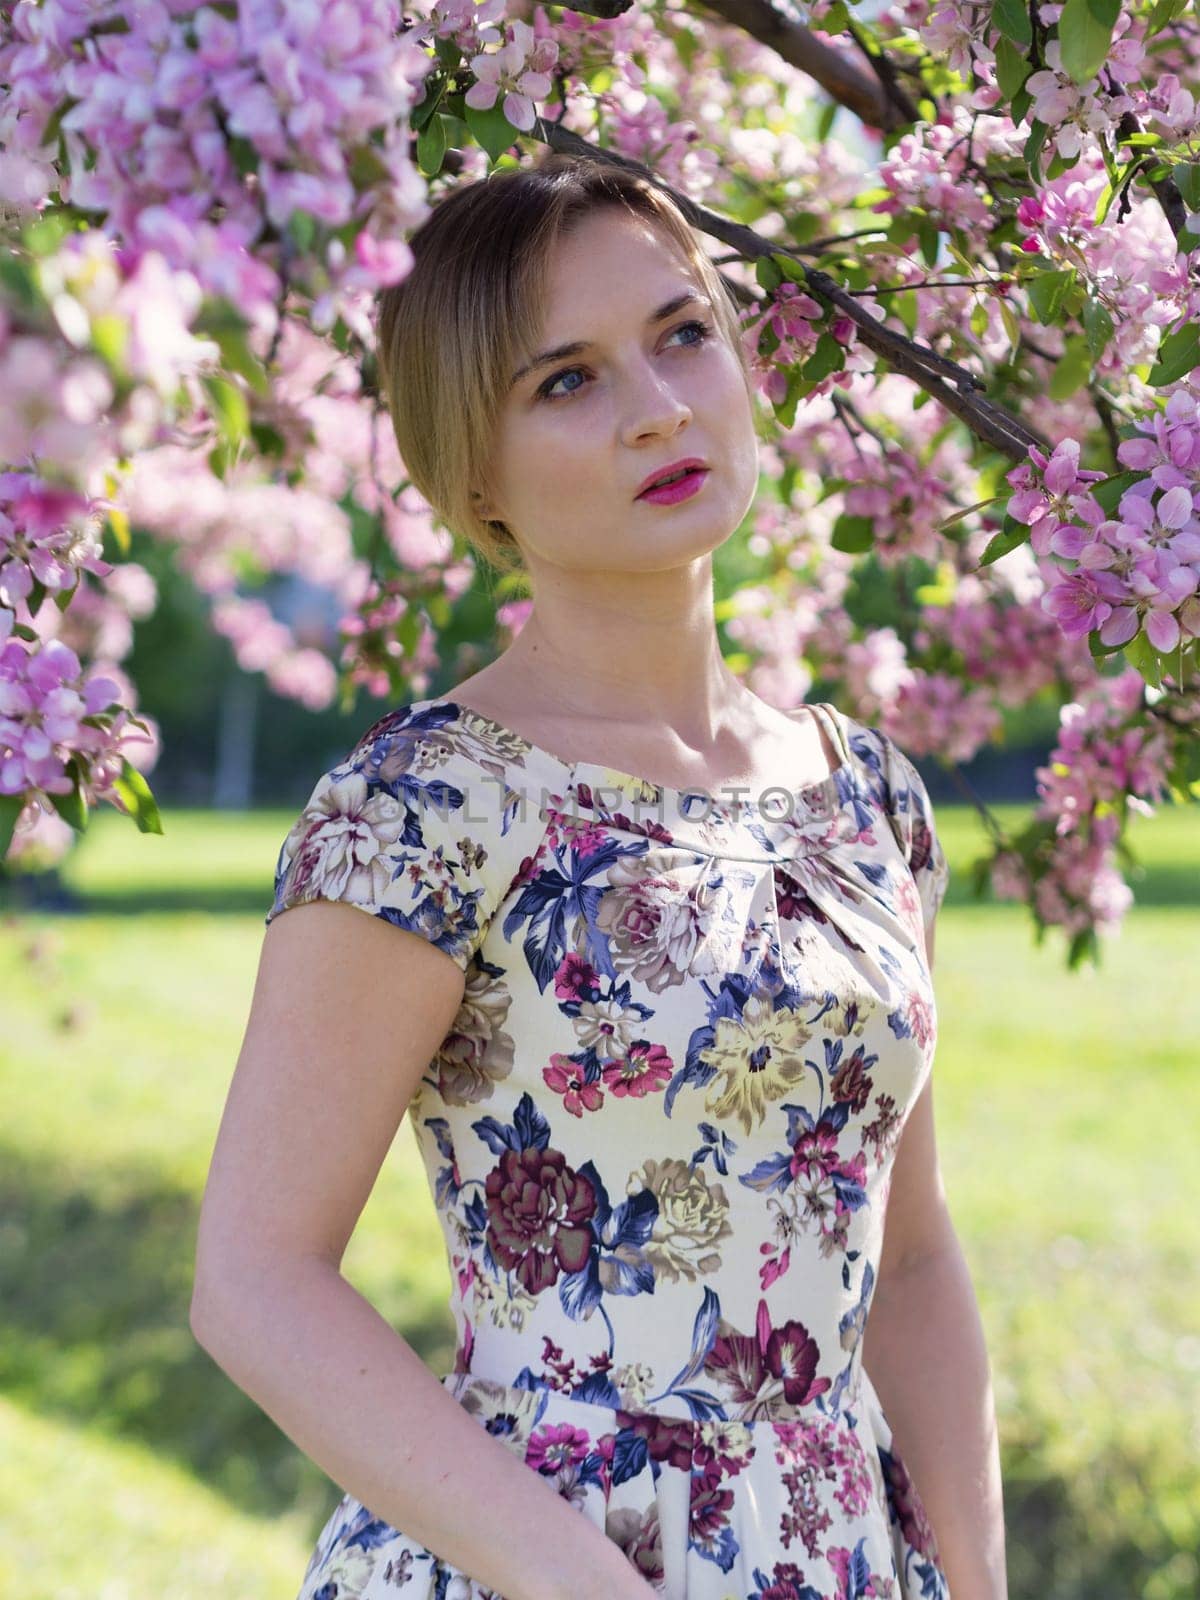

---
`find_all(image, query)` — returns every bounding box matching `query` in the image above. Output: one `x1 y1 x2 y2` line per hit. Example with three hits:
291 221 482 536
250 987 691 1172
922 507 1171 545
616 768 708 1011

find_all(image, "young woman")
191 153 1007 1600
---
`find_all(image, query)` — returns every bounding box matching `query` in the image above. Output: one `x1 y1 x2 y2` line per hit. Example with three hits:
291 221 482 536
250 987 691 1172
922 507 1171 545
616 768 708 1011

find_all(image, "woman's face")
475 207 761 575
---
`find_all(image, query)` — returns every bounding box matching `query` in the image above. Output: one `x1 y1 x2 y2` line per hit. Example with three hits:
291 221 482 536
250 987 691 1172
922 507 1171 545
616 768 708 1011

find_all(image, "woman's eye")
535 319 713 403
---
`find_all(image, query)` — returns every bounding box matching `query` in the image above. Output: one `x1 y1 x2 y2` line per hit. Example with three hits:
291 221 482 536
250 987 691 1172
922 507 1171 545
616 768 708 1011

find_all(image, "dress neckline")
437 697 856 818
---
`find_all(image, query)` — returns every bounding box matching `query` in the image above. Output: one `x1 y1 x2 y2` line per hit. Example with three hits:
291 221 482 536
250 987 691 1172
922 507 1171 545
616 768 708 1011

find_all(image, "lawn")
1 799 1197 1600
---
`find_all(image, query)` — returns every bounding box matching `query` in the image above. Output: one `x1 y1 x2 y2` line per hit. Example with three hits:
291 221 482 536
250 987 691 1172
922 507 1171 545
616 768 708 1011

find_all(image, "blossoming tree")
1 0 1197 969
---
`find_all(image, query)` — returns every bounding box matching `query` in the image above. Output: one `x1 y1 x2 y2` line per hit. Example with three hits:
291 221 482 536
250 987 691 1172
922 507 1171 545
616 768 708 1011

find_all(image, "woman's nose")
621 367 693 443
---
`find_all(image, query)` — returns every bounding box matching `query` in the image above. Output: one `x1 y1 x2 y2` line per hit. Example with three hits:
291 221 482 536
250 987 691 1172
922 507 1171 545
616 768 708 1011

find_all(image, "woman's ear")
470 487 497 523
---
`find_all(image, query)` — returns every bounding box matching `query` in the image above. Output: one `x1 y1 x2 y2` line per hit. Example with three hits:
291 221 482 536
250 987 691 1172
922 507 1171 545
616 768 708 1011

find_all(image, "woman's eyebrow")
510 289 709 387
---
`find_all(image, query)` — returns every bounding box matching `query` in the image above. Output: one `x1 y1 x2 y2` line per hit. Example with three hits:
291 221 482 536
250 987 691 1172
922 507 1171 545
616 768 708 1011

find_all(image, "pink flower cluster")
742 283 826 405
1007 403 1200 654
463 16 558 133
0 610 154 853
1023 29 1144 159
875 121 991 235
0 0 434 332
0 473 113 613
997 669 1177 939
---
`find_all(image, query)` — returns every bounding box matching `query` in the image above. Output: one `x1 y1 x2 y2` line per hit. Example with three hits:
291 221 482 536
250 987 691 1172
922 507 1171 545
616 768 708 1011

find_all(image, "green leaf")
1057 0 1120 86
104 518 131 563
111 756 164 835
755 254 783 292
463 100 518 164
785 211 825 248
347 143 390 189
0 253 40 319
1023 119 1050 183
816 98 838 141
992 0 1033 47
1147 321 1200 387
774 252 810 286
937 493 1004 531
916 216 940 268
201 372 250 445
994 36 1031 98
778 365 818 429
998 296 1022 349
1089 469 1144 513
417 112 448 177
1174 161 1200 211
201 316 268 397
410 76 445 133
195 300 270 398
49 761 88 833
801 331 846 382
1048 331 1094 400
1082 296 1114 361
1143 0 1189 33
226 134 260 181
1026 267 1077 324
1045 146 1079 181
830 514 875 553
90 312 129 375
287 210 317 253
23 212 72 257
0 794 25 863
980 512 1031 565
1092 175 1118 226
249 420 287 458
970 299 990 338
1122 626 1162 689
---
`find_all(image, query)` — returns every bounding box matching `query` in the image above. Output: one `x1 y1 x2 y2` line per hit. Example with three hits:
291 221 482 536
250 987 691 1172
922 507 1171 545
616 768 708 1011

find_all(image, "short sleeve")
264 707 541 974
879 735 951 945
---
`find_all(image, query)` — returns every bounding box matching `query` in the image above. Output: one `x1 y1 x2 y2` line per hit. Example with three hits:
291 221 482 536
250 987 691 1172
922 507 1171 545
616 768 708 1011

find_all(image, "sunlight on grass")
0 1395 307 1598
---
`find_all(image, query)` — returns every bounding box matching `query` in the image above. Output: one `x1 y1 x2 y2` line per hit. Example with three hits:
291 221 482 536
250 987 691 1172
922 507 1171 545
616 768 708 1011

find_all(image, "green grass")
1 800 1197 1600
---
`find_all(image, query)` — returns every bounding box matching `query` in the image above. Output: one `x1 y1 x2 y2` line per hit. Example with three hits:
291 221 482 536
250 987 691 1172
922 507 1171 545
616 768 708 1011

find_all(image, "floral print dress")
265 696 953 1600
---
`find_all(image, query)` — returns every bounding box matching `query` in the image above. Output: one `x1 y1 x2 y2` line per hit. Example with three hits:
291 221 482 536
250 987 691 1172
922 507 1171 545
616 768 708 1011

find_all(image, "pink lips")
637 467 710 506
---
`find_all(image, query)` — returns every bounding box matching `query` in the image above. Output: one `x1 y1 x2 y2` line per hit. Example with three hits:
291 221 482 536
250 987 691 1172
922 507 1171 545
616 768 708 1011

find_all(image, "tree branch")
540 0 637 15
693 0 918 131
528 118 1051 460
1117 110 1190 240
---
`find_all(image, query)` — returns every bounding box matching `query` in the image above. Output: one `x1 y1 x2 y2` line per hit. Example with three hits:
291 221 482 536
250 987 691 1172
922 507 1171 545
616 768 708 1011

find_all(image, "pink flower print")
765 1317 832 1407
601 1041 674 1097
553 951 600 1001
543 1053 605 1117
484 1145 597 1293
827 1538 891 1599
526 1421 593 1475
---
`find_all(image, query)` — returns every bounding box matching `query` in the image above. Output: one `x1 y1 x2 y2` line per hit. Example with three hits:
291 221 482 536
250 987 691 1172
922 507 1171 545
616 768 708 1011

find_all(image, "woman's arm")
862 919 1008 1600
193 894 657 1600
192 1255 658 1600
861 1234 1009 1600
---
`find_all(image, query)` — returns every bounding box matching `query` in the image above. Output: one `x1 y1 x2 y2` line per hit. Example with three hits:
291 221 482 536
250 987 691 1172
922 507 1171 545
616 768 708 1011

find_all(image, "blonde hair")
374 150 752 580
